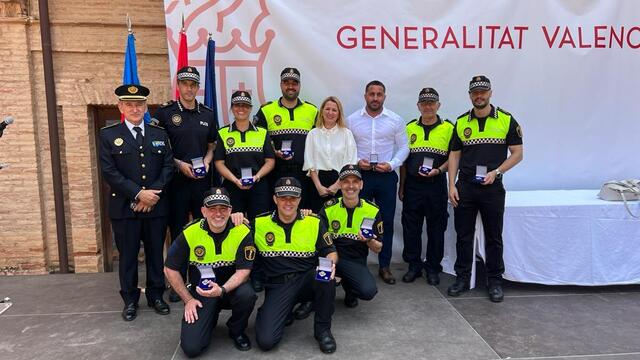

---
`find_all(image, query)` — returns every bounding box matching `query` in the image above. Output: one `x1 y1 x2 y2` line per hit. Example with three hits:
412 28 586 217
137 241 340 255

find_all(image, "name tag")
200 121 208 127
152 141 165 147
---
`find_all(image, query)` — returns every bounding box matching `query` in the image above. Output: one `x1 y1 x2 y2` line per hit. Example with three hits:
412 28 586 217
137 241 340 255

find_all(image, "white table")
442 190 640 287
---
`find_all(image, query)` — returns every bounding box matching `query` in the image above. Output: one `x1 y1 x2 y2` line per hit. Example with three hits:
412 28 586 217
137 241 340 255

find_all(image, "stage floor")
1 265 639 360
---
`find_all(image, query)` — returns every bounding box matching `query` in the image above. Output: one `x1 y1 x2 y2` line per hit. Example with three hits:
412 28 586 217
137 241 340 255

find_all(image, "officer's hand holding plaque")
197 265 216 290
474 165 487 183
360 218 375 239
280 140 293 159
419 156 434 176
240 167 254 186
191 157 206 178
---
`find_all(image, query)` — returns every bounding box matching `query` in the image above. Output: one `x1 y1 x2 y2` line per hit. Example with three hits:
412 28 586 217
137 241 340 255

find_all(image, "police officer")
99 84 173 321
399 88 454 286
320 165 382 308
254 67 318 207
214 90 275 220
155 66 219 301
447 76 523 302
164 188 257 357
253 177 338 354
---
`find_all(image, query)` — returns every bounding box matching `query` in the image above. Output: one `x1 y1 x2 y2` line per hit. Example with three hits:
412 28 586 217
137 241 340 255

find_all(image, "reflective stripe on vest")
260 102 317 136
406 119 454 156
323 199 379 241
218 126 267 155
184 220 250 268
254 214 319 257
456 110 512 146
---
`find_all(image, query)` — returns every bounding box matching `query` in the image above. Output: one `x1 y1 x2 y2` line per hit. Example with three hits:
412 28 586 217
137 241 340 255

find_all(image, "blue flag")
122 33 151 123
204 38 219 128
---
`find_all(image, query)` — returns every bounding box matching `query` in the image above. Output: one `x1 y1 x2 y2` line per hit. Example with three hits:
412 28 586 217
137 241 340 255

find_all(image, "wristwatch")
220 285 227 297
495 168 503 177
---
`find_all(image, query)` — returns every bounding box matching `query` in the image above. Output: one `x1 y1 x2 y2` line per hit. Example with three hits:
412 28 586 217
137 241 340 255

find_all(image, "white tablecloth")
442 190 640 287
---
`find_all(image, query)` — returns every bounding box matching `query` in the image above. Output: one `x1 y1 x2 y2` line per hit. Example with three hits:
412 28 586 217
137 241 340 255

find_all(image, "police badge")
265 232 275 246
273 115 282 125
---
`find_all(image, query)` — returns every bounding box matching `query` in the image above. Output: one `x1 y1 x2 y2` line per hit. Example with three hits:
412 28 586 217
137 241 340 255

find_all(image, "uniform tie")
133 126 143 146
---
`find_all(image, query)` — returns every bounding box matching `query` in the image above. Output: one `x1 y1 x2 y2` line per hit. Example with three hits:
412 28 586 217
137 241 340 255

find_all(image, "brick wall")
0 0 170 274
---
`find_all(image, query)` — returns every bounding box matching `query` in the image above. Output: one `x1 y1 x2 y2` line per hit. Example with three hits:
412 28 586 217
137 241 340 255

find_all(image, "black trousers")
401 175 449 274
453 179 506 285
255 270 336 351
180 282 257 358
222 179 271 220
308 170 340 213
168 173 212 242
336 257 377 301
111 216 167 305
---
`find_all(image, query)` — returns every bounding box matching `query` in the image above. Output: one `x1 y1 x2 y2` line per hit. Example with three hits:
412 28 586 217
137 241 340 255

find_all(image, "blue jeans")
361 170 398 269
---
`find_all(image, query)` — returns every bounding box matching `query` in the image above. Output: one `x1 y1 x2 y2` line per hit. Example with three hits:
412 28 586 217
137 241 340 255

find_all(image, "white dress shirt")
303 125 358 172
124 119 145 138
346 106 409 170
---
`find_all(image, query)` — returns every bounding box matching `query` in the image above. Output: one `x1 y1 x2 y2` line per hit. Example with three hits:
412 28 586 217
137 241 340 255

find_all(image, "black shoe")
344 293 358 308
378 267 396 285
148 299 170 315
168 288 181 303
293 301 313 320
252 277 264 293
285 313 294 327
121 303 138 322
230 333 251 351
426 272 440 286
447 280 470 297
315 330 337 354
488 284 504 303
402 268 422 283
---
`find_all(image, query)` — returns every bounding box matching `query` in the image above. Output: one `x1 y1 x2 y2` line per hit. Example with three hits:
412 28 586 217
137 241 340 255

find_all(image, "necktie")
133 126 143 146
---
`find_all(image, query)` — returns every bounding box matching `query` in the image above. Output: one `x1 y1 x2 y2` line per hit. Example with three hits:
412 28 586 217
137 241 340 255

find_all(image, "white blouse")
303 125 358 173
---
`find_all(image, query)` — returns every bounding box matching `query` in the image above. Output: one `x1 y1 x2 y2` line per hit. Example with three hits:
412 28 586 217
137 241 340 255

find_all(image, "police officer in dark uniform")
214 90 275 219
164 188 257 357
253 177 338 354
254 67 318 208
99 84 173 321
399 88 454 286
447 76 524 302
320 165 382 308
154 66 219 301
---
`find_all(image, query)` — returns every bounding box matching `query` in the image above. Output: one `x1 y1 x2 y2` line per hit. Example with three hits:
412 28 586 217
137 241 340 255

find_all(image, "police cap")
280 67 301 82
177 66 200 83
418 87 439 103
274 177 302 198
115 84 149 101
231 90 252 106
469 75 491 93
203 187 232 208
339 164 362 180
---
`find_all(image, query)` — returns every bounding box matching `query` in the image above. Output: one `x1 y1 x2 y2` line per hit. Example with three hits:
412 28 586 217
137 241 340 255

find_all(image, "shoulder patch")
305 213 320 219
457 110 471 120
260 101 273 108
200 103 213 112
147 123 164 129
497 107 511 116
160 100 175 108
182 218 201 230
255 211 272 219
323 198 337 208
363 199 380 209
304 100 317 108
406 118 419 126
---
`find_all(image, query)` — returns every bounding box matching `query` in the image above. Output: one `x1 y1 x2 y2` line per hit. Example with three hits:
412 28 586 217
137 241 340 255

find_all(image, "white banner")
163 0 640 191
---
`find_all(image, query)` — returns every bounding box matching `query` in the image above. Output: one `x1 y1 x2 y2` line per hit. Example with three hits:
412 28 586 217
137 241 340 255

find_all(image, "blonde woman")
303 96 358 212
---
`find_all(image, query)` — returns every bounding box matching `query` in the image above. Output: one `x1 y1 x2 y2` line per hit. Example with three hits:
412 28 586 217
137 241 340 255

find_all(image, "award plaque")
360 217 375 239
474 165 488 183
191 157 206 178
281 140 293 158
419 156 434 175
315 257 333 282
197 265 216 290
241 167 254 186
369 153 379 168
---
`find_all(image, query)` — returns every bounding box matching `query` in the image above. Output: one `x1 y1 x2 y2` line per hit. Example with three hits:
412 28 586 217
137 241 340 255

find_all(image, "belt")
266 270 308 284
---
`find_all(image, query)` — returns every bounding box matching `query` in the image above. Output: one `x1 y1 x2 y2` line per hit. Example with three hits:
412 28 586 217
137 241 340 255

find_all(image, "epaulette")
323 198 338 208
362 198 380 209
457 110 471 120
147 122 164 129
259 101 273 108
304 101 317 108
160 100 175 108
305 213 320 219
100 123 119 130
406 118 418 126
444 119 454 125
496 107 511 116
200 103 213 112
255 211 272 218
183 218 201 230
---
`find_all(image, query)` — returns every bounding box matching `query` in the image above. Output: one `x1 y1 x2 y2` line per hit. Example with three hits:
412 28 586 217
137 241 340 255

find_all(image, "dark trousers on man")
361 170 398 269
255 270 335 351
401 175 448 275
168 173 213 241
453 179 506 285
111 216 167 305
180 282 257 358
336 257 378 301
